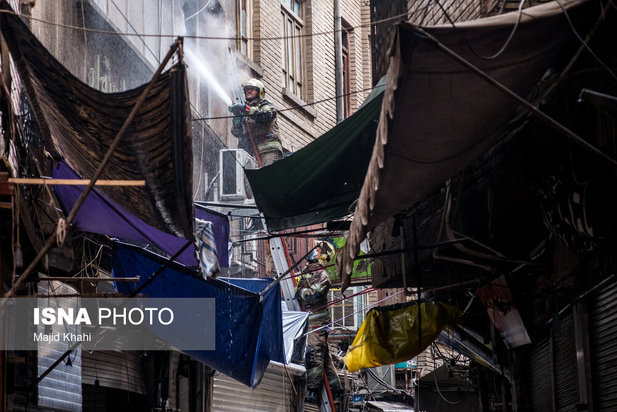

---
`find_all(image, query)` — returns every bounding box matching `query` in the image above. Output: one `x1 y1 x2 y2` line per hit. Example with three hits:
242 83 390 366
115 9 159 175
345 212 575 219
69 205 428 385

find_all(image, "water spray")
184 47 233 106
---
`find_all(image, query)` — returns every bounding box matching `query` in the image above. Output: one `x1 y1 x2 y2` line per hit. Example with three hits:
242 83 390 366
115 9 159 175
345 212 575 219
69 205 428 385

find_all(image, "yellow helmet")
243 78 265 99
317 241 336 266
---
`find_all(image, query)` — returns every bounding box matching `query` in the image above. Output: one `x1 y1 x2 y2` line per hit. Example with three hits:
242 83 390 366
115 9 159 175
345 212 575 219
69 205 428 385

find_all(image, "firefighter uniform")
297 261 342 409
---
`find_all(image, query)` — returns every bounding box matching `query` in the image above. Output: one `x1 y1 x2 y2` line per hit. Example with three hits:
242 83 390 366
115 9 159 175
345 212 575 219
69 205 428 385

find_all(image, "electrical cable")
303 290 405 337
430 0 527 60
185 0 212 21
0 7 411 43
554 0 617 82
192 84 382 122
366 367 407 393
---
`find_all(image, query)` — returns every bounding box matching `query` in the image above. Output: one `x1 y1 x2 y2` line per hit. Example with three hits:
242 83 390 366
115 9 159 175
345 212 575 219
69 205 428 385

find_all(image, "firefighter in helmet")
228 78 283 167
296 241 342 409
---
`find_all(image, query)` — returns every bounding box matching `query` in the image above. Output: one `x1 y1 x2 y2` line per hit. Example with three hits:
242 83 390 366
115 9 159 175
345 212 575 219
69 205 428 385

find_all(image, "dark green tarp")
245 80 385 231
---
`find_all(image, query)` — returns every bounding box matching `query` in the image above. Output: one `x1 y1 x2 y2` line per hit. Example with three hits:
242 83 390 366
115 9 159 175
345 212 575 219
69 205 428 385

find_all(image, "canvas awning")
0 1 194 239
245 79 385 231
337 0 591 290
111 242 284 387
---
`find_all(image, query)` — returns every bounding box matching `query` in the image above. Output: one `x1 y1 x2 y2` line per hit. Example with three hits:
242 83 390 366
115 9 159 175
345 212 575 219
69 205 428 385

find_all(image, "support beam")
6 178 146 186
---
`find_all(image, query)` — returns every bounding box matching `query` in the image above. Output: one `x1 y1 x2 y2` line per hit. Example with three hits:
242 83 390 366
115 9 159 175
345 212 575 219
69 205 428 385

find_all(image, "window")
281 0 303 98
237 0 253 59
329 288 356 329
342 27 351 118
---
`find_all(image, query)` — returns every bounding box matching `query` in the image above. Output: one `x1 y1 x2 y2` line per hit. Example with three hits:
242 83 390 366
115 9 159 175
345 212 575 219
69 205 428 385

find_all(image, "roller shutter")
528 335 553 411
589 279 617 411
81 351 146 395
552 313 578 411
211 362 303 411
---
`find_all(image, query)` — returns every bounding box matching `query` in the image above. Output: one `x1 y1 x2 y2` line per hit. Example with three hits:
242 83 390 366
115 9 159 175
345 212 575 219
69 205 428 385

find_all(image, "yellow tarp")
344 301 461 372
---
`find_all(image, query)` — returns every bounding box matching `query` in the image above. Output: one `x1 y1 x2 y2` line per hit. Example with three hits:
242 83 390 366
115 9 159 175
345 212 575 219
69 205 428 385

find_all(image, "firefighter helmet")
317 241 336 266
243 78 265 99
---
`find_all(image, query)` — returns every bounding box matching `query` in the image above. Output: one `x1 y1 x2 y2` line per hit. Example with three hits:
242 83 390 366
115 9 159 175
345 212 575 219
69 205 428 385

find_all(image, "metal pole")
412 26 617 168
4 38 182 298
334 0 344 123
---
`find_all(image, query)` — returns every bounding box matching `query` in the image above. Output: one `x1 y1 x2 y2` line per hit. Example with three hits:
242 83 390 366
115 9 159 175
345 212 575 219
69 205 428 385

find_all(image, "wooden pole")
7 178 146 186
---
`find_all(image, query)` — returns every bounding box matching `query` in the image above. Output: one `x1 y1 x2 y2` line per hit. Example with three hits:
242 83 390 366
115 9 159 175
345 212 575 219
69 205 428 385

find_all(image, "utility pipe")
334 0 344 123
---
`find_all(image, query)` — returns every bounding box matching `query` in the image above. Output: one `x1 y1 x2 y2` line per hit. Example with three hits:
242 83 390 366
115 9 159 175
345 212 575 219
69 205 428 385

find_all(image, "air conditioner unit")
219 149 257 199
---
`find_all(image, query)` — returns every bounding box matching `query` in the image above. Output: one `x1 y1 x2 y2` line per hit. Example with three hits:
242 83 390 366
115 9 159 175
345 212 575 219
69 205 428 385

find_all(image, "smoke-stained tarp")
0 1 193 238
337 0 592 290
53 162 229 267
111 242 283 387
245 79 385 231
344 301 460 372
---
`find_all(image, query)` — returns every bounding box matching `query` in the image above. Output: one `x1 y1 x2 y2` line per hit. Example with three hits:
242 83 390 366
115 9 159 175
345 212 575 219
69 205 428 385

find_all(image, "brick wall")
248 0 372 152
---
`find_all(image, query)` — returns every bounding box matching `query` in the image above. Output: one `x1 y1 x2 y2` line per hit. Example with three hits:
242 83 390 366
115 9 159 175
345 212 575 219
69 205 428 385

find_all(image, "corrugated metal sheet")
37 281 82 412
528 335 553 411
81 351 146 395
211 363 301 411
589 279 617 411
38 346 83 412
553 313 578 411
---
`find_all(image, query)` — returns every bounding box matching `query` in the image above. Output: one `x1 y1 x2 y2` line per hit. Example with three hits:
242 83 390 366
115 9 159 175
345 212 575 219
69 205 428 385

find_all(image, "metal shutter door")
553 313 578 411
211 362 297 411
529 335 553 411
81 351 146 395
589 279 617 411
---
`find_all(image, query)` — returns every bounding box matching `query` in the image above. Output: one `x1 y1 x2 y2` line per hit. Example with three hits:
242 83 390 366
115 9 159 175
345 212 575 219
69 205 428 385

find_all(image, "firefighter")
296 242 342 409
228 78 283 167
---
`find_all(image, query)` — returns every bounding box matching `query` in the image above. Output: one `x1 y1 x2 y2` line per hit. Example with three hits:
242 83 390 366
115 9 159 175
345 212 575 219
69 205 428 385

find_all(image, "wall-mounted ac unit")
219 149 257 199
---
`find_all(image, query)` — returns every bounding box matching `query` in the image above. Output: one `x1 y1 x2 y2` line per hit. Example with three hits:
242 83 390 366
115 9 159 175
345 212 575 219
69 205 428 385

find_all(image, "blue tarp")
111 242 284 387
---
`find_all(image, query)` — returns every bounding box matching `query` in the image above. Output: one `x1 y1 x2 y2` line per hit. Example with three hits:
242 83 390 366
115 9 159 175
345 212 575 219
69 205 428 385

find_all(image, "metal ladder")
267 227 337 411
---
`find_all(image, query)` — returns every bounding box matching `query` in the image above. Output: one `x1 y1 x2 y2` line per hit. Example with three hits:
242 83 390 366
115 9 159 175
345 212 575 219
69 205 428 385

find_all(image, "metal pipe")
334 0 344 123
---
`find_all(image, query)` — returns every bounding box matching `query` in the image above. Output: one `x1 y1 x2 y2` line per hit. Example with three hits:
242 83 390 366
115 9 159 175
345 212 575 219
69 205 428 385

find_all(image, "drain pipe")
334 0 344 123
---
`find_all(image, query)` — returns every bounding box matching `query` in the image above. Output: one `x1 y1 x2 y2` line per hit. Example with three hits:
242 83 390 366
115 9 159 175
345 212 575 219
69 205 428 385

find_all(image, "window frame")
341 26 351 118
237 0 253 59
281 1 304 99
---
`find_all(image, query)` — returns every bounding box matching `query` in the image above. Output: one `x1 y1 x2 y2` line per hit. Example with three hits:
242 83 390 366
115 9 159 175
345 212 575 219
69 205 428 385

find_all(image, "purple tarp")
52 162 229 267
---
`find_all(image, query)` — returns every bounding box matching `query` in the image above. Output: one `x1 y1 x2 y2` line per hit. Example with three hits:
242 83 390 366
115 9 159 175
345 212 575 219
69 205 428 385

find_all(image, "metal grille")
589 280 617 411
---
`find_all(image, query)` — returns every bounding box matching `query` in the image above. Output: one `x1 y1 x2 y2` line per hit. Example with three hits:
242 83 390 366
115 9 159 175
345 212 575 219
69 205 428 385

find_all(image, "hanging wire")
428 0 527 60
191 84 382 122
554 0 617 82
0 7 412 43
303 290 406 337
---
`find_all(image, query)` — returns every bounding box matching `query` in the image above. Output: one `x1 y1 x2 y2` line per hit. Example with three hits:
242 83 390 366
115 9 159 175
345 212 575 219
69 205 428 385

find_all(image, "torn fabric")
337 0 592 290
0 1 193 238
